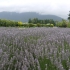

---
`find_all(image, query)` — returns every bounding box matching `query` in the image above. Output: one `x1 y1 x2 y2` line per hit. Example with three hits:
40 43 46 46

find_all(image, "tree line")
0 11 70 27
28 18 56 26
0 19 22 27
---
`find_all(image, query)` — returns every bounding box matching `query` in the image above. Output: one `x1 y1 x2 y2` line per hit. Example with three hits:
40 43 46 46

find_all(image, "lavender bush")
0 27 70 70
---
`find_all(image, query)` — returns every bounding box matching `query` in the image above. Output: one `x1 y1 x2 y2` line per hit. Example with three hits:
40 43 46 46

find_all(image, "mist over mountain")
0 12 63 22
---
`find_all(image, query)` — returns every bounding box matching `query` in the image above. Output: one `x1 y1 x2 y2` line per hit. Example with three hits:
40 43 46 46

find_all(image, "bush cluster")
56 20 67 27
0 19 55 27
23 23 54 27
0 19 23 27
1 19 70 28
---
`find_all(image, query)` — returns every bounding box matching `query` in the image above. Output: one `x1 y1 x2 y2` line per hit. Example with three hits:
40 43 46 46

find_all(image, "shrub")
56 20 67 27
67 22 70 28
46 23 50 27
50 24 54 27
28 23 35 27
18 21 23 26
56 22 62 27
23 23 29 27
36 23 42 27
62 22 67 27
41 24 46 27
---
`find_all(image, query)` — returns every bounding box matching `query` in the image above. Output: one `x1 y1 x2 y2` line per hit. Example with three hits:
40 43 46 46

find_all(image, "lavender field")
0 27 70 70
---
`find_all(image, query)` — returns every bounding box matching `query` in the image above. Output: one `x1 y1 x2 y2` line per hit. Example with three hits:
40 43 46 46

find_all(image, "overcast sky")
0 0 70 19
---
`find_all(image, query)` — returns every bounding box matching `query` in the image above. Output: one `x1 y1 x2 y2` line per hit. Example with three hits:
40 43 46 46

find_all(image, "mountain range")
0 12 63 22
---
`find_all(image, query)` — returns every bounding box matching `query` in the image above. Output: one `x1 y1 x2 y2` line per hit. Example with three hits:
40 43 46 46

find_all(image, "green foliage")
41 24 46 27
17 21 23 26
45 23 54 27
50 24 54 27
56 22 62 27
62 19 67 27
67 22 70 28
68 11 70 22
32 18 38 24
39 57 57 70
61 60 69 70
23 23 29 27
0 18 55 27
28 18 55 25
36 23 42 27
0 19 19 27
56 19 67 27
28 23 35 27
28 18 32 23
46 23 50 27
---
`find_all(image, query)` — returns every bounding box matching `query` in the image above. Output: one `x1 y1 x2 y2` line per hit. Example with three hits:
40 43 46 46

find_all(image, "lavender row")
0 27 70 70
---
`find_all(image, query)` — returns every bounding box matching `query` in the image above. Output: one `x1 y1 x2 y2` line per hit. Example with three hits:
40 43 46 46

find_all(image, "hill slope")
0 12 63 22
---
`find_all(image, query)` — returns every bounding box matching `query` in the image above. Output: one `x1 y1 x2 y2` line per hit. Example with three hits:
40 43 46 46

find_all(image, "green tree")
68 11 70 22
28 18 32 23
61 19 67 27
32 18 38 24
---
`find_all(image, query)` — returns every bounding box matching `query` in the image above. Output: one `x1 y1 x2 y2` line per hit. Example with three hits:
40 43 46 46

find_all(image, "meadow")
0 27 70 70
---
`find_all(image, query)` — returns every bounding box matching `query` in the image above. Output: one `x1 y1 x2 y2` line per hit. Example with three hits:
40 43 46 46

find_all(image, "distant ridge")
0 12 63 22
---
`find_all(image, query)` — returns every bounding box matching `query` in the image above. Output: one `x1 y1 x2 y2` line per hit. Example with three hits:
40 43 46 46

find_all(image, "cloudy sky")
0 0 70 19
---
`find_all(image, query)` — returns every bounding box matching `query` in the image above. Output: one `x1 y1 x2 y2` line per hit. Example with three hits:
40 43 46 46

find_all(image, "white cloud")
0 0 70 19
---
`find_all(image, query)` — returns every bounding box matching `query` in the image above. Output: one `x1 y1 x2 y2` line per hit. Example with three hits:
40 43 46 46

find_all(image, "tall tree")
28 18 32 23
68 11 70 22
32 18 38 24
